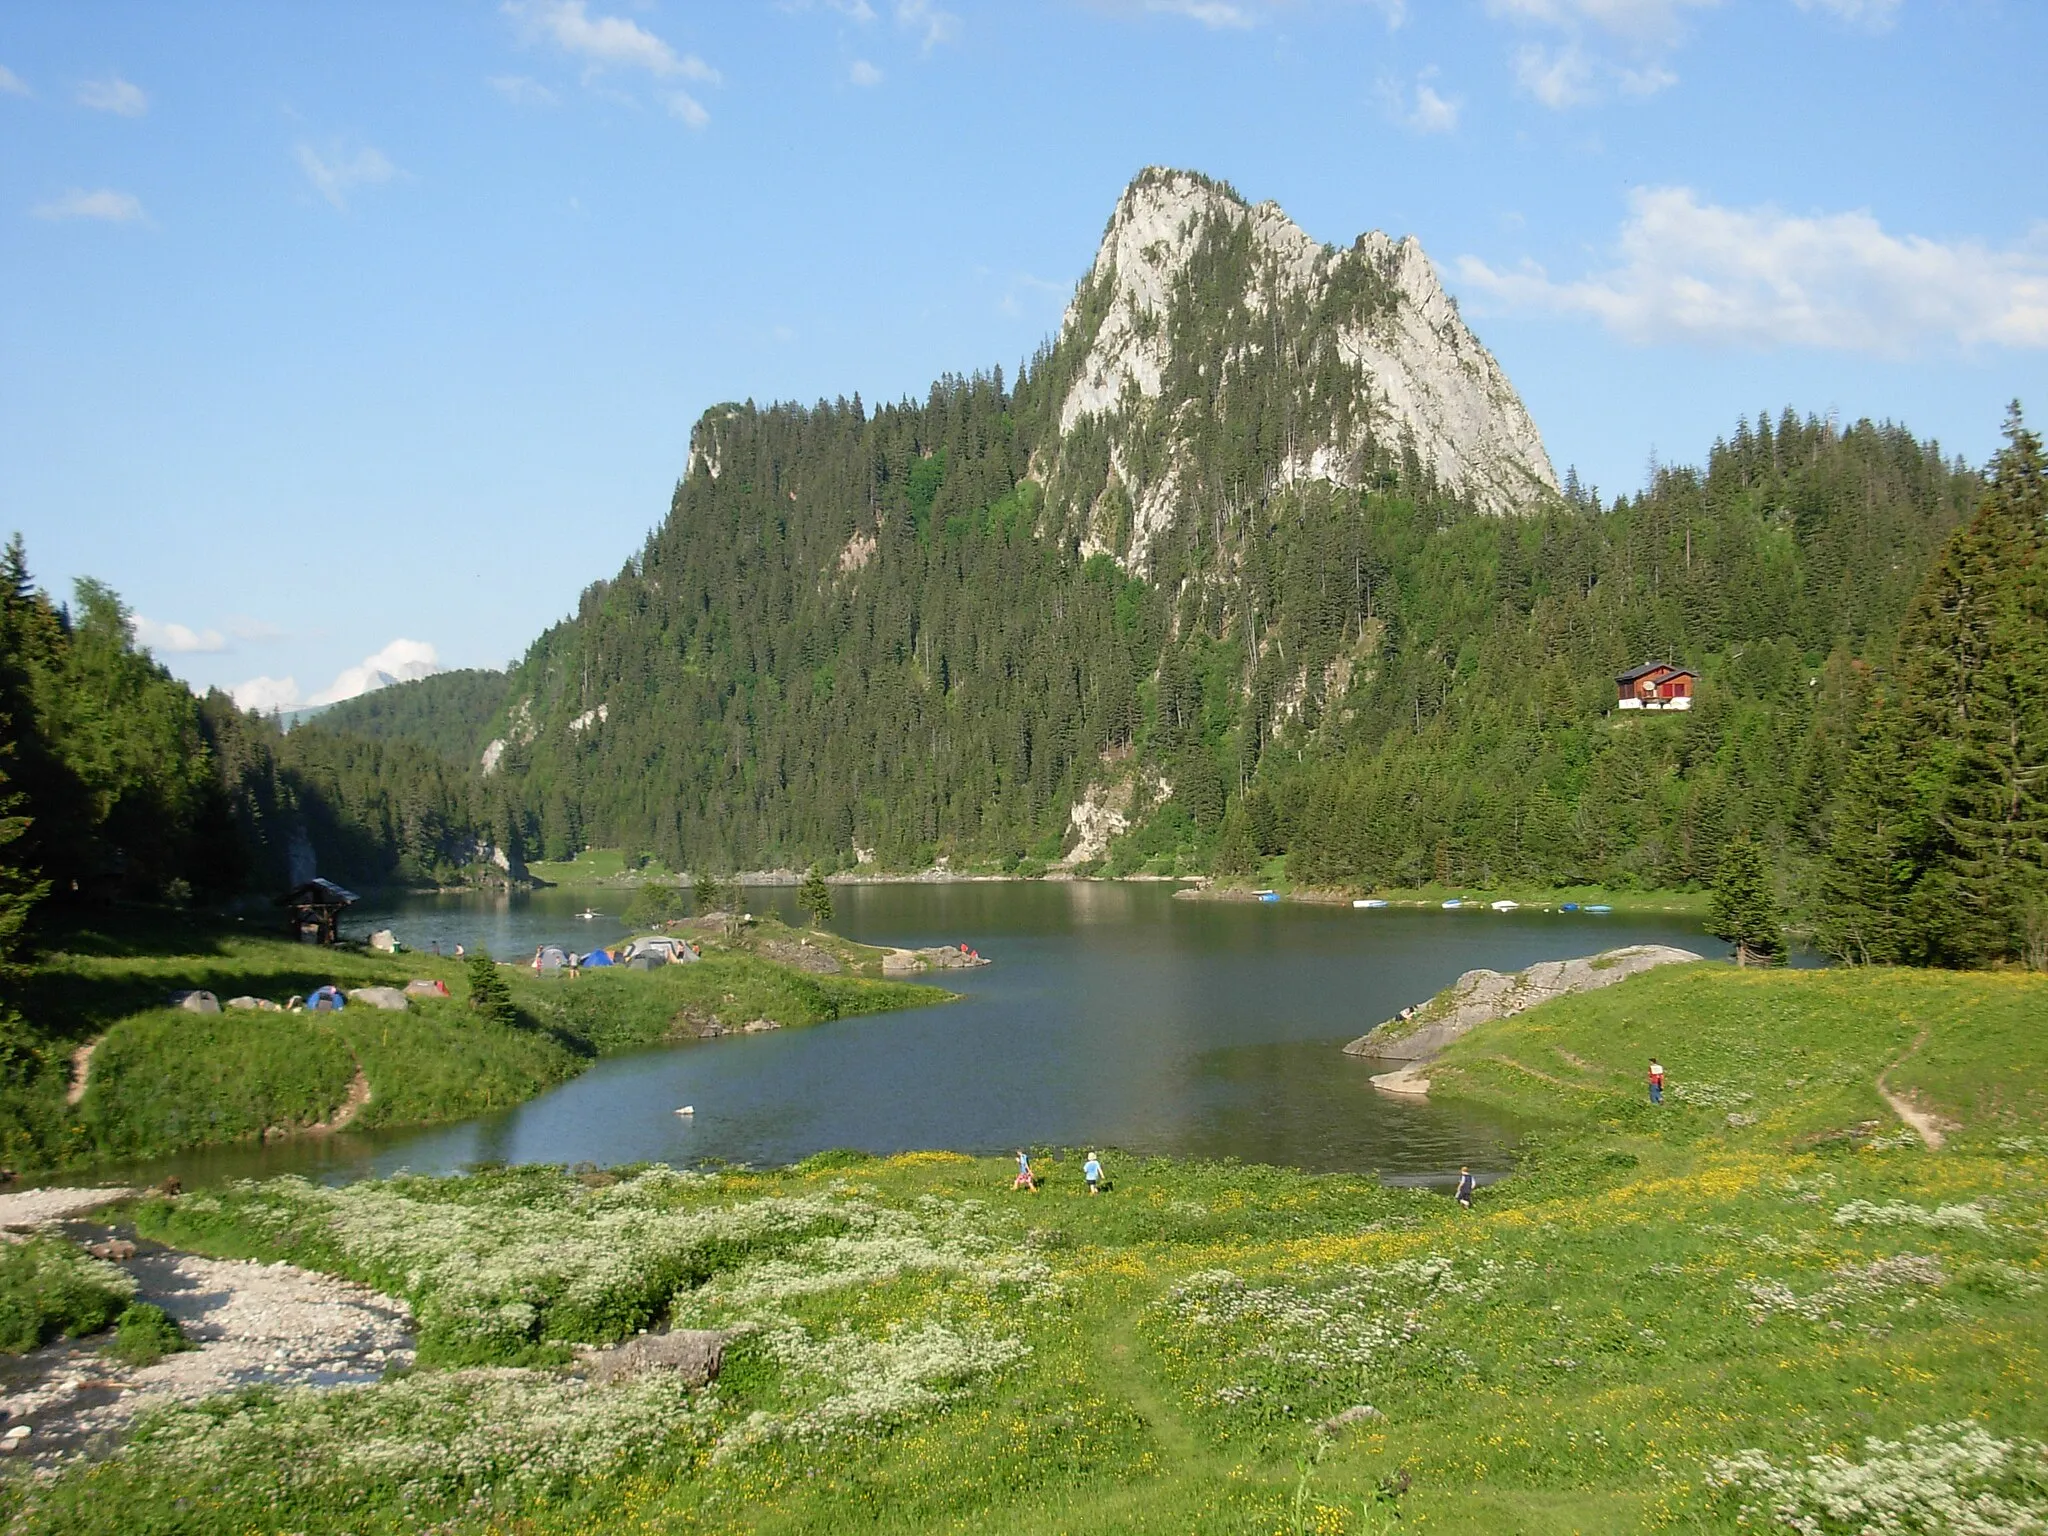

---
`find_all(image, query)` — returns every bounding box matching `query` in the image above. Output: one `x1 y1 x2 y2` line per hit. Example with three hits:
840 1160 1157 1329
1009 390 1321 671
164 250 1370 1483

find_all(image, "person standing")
1648 1059 1665 1105
1083 1151 1104 1195
1456 1167 1476 1208
1012 1151 1037 1193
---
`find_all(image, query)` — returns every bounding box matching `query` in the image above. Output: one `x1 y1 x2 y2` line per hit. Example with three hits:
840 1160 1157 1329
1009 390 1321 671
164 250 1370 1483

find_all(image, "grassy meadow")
3 910 946 1172
5 962 2043 1532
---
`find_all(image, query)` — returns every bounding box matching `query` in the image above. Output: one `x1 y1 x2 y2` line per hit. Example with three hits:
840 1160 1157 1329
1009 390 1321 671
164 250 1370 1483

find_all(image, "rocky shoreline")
1344 945 1705 1095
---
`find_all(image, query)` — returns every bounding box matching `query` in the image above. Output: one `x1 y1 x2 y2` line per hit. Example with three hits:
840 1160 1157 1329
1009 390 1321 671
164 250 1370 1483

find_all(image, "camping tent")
307 985 346 1011
621 936 698 965
534 945 571 975
624 954 663 971
581 948 613 968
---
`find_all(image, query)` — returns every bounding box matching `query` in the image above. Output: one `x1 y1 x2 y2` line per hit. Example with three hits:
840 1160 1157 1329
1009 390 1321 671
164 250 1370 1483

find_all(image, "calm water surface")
95 883 1728 1190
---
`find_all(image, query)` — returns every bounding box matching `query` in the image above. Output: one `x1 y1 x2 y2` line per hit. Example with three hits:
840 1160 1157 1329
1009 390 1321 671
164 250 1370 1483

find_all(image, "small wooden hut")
278 878 359 945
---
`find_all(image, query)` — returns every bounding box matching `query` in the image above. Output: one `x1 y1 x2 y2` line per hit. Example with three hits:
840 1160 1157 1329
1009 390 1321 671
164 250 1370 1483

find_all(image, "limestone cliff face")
1037 169 1557 570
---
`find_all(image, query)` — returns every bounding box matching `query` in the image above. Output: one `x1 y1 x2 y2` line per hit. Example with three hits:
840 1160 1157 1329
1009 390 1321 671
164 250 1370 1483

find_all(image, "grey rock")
742 1018 781 1033
581 1329 726 1387
1321 1404 1383 1433
1345 945 1703 1060
346 987 410 1012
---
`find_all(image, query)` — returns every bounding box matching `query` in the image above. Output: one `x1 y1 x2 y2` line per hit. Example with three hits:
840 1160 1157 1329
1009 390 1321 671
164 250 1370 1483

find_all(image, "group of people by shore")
1011 1150 1106 1195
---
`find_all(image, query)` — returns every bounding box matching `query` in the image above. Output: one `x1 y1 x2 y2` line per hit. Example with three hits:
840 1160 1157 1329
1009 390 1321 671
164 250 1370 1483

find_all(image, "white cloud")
1092 0 1404 24
896 0 962 51
230 675 303 714
831 0 879 17
226 615 287 643
1382 67 1460 132
490 73 559 106
504 0 719 81
297 143 398 210
1794 0 1900 29
1491 0 1711 106
131 616 226 654
1455 187 2048 355
235 637 442 713
309 638 440 705
0 64 31 97
666 90 709 126
31 188 145 222
1142 0 1256 26
76 75 148 116
849 58 884 86
1487 0 1718 45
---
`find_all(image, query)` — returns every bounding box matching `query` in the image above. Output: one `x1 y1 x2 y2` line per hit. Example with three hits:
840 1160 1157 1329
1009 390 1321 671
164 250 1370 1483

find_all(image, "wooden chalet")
278 878 359 945
1616 661 1697 711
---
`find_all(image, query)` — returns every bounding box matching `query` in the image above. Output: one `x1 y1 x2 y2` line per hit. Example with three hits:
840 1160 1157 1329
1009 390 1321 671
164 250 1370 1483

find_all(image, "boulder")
403 979 450 999
226 996 284 1011
581 1329 726 1387
1344 945 1704 1062
87 1239 137 1261
169 991 220 1014
742 1018 781 1033
347 986 410 1012
369 929 399 953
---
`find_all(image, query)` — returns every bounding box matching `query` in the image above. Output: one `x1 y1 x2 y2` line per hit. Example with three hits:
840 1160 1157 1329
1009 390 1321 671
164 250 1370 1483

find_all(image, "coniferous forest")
2 401 2041 968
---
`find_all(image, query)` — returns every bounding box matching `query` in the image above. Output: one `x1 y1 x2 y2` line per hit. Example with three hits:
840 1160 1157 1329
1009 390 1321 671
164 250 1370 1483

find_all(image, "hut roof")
277 878 360 907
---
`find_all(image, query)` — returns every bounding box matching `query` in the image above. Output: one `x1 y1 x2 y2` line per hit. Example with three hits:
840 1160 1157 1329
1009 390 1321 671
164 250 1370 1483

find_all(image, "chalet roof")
276 878 360 907
1616 661 1697 684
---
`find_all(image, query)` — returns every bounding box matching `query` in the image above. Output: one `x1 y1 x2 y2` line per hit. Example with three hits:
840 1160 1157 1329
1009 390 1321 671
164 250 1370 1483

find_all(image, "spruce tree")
693 871 723 915
797 867 834 927
1708 833 1784 966
465 950 517 1028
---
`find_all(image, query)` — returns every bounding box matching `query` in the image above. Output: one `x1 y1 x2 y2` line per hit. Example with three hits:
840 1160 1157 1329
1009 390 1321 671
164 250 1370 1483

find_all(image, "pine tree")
626 880 683 928
797 867 834 927
693 871 723 915
465 950 517 1028
1708 833 1784 966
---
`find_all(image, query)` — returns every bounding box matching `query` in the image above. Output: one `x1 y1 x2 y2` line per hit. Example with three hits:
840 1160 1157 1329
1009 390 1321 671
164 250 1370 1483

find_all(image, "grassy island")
6 960 2043 1533
1 910 950 1174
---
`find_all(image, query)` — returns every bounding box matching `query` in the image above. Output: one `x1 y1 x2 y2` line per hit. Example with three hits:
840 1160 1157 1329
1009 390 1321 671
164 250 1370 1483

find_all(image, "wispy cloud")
1091 0 1405 24
489 73 559 106
131 616 226 654
1455 187 2048 355
31 188 145 223
1381 67 1461 132
896 0 962 51
0 64 30 98
76 75 148 116
666 91 709 127
1794 0 1901 29
296 143 399 210
849 58 884 86
1490 0 1713 106
230 637 442 713
504 0 719 81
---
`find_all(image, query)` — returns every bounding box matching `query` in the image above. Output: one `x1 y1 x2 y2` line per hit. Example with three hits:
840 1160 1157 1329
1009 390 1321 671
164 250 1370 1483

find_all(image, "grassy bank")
1186 877 1712 915
3 910 948 1172
7 961 2043 1532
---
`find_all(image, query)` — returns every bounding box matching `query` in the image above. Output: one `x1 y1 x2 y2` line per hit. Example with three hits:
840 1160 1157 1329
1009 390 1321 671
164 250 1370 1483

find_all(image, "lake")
105 883 1727 1191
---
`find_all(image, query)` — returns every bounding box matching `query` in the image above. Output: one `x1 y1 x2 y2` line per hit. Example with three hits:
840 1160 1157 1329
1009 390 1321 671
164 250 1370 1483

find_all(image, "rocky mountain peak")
1040 167 1557 569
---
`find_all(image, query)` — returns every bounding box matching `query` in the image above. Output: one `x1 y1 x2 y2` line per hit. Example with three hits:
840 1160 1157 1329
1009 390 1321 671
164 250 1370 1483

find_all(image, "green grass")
524 849 679 887
3 909 950 1173
7 962 2042 1533
0 1236 132 1354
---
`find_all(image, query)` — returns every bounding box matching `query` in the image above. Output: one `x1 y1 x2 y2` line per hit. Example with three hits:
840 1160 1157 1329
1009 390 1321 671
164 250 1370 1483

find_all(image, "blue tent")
582 948 613 967
307 984 346 1011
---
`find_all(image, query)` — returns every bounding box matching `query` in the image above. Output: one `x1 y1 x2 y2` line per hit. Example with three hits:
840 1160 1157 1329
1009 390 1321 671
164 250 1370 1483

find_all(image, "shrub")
108 1301 192 1366
465 951 517 1028
0 1236 133 1353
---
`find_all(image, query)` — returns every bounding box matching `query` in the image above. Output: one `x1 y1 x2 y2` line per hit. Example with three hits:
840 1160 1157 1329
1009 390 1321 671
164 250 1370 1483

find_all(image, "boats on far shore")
1353 898 1388 909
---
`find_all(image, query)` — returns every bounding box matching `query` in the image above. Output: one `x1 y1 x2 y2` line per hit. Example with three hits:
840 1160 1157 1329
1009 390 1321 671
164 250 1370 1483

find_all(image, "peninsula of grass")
3 908 949 1173
9 960 2042 1534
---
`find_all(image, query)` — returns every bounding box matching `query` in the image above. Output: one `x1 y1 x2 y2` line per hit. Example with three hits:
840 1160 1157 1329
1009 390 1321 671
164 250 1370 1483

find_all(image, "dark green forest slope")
486 394 1979 897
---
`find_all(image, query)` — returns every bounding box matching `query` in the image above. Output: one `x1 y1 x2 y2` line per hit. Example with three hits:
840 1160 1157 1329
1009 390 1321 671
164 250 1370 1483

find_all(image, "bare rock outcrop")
1345 945 1703 1063
579 1329 726 1387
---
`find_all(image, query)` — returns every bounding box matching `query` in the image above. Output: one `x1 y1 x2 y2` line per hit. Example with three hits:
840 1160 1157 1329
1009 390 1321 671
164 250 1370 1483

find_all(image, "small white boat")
1353 898 1388 909
1441 899 1463 909
674 1105 695 1116
577 909 600 920
1491 899 1520 912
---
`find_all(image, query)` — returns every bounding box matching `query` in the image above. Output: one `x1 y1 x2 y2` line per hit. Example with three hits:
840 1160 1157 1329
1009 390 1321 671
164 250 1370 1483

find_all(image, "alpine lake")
96 882 1748 1193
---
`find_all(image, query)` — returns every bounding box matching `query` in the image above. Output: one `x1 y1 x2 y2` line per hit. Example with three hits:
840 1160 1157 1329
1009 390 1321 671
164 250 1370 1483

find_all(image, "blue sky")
3 0 2042 709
